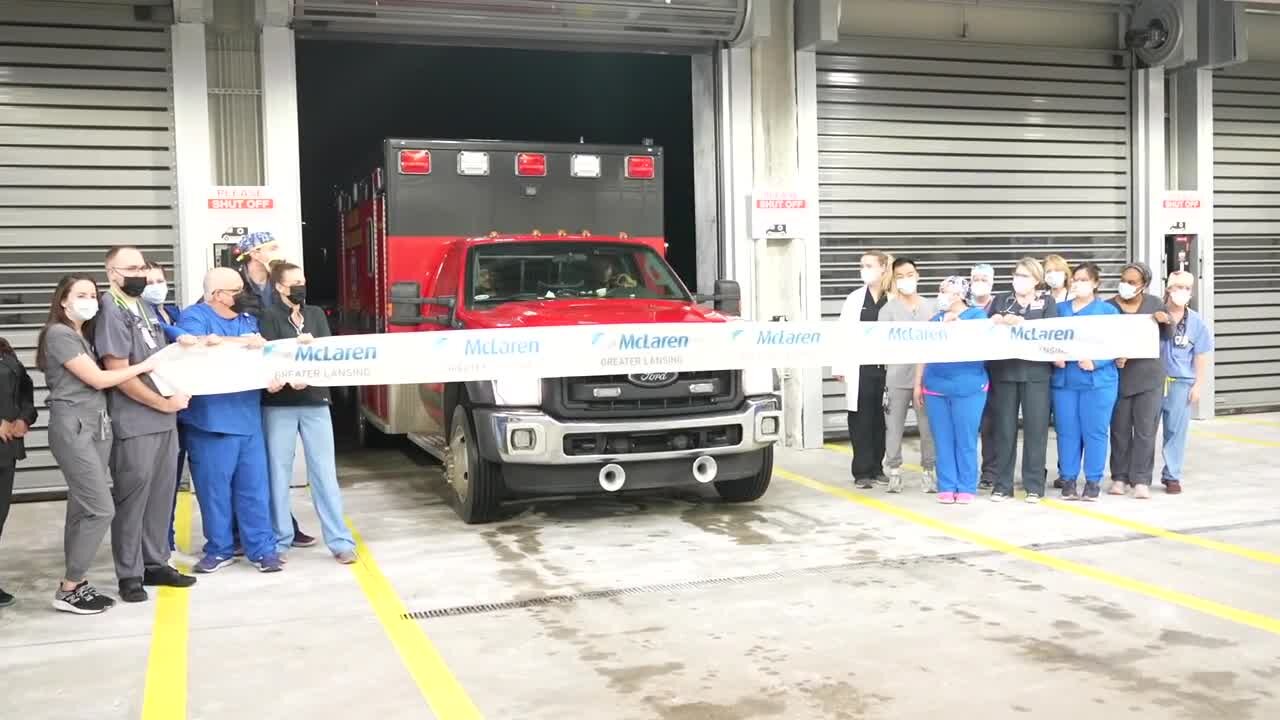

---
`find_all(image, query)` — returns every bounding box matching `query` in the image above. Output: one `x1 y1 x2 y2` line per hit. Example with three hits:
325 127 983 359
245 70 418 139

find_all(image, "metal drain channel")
400 516 1280 622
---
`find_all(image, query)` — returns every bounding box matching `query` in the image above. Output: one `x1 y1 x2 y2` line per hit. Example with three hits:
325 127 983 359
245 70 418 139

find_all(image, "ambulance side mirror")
711 279 741 316
389 282 455 327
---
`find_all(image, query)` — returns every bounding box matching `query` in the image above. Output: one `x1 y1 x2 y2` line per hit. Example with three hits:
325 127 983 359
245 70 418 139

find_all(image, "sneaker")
1133 484 1151 500
1024 493 1041 504
978 478 993 489
1061 481 1079 501
292 531 318 548
1053 477 1065 489
118 578 148 603
1109 481 1129 496
875 474 890 486
887 469 903 494
955 493 976 505
937 492 956 505
144 565 197 588
194 555 236 574
921 470 937 494
854 477 875 490
990 492 1010 503
335 551 358 565
1164 479 1183 495
52 581 114 615
0 588 14 608
1082 482 1101 502
252 555 285 573
233 545 245 558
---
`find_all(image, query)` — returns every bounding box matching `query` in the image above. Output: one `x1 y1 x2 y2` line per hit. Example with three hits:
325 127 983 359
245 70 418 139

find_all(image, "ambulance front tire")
713 446 774 502
446 404 503 524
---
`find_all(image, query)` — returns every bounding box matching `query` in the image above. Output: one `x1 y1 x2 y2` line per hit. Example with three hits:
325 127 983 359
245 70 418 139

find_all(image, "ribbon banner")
148 315 1160 397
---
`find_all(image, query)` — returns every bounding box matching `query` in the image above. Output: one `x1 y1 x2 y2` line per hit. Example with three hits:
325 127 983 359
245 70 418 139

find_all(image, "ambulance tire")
446 404 503 524
713 447 773 503
355 411 392 449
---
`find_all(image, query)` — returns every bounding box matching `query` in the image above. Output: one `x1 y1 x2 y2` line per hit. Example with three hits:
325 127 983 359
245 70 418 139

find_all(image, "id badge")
95 411 113 442
140 323 158 350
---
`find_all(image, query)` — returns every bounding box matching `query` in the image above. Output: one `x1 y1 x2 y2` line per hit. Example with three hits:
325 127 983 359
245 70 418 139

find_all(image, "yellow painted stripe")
347 523 483 720
777 467 1280 636
1216 416 1280 429
141 490 193 720
1041 499 1280 566
1193 428 1280 449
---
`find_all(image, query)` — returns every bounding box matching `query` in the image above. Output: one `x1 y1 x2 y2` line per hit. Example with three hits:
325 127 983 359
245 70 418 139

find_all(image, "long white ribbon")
148 315 1160 396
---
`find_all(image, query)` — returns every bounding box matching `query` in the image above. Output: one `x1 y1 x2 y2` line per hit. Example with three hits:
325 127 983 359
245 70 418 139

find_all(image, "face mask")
1046 271 1066 289
68 298 99 322
860 267 882 286
118 274 148 298
1117 282 1139 300
1169 289 1193 307
228 293 247 314
936 294 955 312
1012 276 1036 295
896 278 918 296
1072 281 1094 298
141 283 168 305
287 285 307 306
970 281 992 298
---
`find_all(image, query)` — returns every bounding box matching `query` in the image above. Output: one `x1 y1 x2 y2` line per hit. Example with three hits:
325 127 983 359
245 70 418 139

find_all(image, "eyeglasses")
111 265 147 274
217 287 244 294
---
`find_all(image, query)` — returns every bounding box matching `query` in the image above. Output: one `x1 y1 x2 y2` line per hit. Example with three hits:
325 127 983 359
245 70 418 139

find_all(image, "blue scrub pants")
1053 384 1118 484
186 427 277 562
1161 379 1194 483
924 391 987 495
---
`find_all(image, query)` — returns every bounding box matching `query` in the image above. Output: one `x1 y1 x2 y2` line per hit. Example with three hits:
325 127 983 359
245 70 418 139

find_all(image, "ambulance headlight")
742 367 777 396
491 377 541 407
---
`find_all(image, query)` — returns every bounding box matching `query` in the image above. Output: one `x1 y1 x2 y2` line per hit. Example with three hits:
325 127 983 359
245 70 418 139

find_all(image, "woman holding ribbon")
1158 271 1213 495
835 250 893 489
877 257 936 493
1107 261 1170 499
914 276 989 505
1052 262 1120 501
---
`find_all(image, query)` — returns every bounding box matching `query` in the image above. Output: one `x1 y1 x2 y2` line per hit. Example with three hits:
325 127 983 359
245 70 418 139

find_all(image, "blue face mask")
141 282 167 305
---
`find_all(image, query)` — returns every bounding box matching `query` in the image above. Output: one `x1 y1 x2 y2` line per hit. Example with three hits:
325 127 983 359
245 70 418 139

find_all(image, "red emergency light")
515 152 547 177
398 149 431 175
625 155 656 180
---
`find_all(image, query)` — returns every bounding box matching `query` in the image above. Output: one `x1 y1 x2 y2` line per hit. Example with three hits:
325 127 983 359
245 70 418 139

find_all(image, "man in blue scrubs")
177 267 283 573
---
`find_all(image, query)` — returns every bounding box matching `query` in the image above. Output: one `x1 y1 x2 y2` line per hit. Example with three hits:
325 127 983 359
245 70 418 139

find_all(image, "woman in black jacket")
1 335 38 607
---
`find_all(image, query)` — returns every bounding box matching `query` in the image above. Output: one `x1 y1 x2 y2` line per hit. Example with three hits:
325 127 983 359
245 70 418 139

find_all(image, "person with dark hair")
142 260 184 341
1052 262 1120 501
37 274 159 613
259 262 358 564
1108 261 1171 499
877 257 936 493
0 335 37 608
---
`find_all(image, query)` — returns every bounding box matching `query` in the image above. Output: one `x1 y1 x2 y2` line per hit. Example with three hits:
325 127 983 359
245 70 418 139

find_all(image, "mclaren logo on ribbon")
148 315 1161 396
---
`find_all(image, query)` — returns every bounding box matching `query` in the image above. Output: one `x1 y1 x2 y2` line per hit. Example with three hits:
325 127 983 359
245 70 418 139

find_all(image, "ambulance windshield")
468 242 690 306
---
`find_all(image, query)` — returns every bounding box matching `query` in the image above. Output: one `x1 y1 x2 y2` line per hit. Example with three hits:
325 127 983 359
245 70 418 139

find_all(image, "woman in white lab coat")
833 250 894 488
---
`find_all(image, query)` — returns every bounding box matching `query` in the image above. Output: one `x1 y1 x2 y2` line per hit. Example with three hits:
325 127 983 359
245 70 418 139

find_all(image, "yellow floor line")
1216 416 1280 429
1041 499 1280 566
141 490 193 720
777 467 1280 636
347 523 483 720
1192 429 1280 449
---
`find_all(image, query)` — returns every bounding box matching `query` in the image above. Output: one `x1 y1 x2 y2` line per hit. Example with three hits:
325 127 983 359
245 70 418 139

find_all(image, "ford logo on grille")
628 372 678 388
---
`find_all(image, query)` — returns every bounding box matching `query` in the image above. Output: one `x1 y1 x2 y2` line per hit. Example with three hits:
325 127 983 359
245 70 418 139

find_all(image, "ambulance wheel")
445 404 503 524
714 446 774 502
355 412 390 449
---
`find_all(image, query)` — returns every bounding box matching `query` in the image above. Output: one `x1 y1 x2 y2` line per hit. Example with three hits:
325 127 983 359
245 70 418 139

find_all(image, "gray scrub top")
42 323 106 414
878 296 932 390
95 292 174 439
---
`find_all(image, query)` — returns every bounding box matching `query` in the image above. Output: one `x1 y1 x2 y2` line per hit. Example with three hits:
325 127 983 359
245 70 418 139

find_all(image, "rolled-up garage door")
815 38 1132 435
0 2 178 495
1213 61 1280 411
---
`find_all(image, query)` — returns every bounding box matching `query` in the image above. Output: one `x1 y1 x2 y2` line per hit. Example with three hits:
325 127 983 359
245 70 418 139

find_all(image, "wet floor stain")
797 679 890 719
1052 619 1102 640
599 661 686 694
678 507 778 546
1158 629 1237 649
649 696 787 720
1188 671 1238 691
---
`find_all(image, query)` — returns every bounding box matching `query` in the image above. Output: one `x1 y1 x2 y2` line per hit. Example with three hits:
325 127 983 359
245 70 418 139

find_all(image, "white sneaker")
1025 494 1041 504
990 492 1010 503
921 470 937 494
887 469 903 494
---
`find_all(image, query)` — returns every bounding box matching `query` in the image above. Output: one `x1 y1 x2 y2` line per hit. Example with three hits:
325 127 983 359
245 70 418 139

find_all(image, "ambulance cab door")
417 245 463 438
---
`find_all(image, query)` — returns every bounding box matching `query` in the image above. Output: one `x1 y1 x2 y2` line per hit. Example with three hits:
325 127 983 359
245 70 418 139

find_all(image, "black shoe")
978 478 994 489
119 578 148 603
0 588 14 608
144 565 197 588
1053 477 1065 489
1061 480 1079 501
52 581 114 615
292 530 318 548
1082 482 1101 502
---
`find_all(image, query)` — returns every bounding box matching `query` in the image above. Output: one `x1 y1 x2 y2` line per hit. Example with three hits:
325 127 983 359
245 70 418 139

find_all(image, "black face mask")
229 293 247 314
287 285 307 306
119 275 148 298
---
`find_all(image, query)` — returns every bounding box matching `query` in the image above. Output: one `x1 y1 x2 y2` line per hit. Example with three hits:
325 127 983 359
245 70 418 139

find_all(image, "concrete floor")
2 412 1279 720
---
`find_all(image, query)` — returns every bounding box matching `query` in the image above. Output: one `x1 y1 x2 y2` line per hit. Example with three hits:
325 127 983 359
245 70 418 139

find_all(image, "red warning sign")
208 198 274 210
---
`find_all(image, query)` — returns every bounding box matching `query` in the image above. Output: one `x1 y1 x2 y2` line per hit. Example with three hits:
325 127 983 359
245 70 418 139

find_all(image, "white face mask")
1046 271 1066 289
860 267 883 286
1072 281 1095 299
896 278 918 296
970 280 992 299
68 298 99 322
141 282 168 305
1117 282 1139 300
1012 276 1036 295
1169 289 1193 307
936 294 956 312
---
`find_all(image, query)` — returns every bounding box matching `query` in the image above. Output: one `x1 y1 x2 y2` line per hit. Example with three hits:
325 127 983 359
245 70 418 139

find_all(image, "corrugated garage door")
816 38 1132 436
1213 62 1280 412
0 2 178 494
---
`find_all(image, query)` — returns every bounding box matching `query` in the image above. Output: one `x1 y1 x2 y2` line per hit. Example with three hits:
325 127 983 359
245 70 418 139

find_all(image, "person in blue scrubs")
177 267 282 573
1052 262 1120 501
914 277 989 505
1159 270 1214 495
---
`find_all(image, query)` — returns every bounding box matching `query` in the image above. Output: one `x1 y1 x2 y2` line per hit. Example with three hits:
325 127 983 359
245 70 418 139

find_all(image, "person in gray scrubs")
1107 261 1171 499
96 246 196 603
37 274 158 614
877 257 936 493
